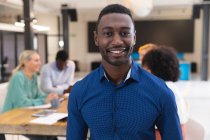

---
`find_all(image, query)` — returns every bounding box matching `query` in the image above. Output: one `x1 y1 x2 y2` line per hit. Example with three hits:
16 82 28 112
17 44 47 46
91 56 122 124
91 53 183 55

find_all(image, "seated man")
40 50 75 95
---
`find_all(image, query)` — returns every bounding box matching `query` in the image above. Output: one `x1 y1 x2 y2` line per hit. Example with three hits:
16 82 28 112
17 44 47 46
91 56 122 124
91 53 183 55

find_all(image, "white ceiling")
34 0 202 13
1 0 202 13
0 0 202 23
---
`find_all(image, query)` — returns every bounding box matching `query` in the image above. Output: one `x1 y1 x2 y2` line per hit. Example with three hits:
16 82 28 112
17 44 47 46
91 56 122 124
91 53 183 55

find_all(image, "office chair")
185 118 205 140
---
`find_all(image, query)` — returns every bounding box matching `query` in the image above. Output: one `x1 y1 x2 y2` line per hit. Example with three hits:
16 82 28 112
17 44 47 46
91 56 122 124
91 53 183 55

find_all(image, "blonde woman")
2 50 58 140
3 50 58 111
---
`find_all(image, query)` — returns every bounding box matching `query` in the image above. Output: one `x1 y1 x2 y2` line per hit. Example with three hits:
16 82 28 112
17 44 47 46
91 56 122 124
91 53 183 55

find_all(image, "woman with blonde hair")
3 50 58 112
2 50 58 140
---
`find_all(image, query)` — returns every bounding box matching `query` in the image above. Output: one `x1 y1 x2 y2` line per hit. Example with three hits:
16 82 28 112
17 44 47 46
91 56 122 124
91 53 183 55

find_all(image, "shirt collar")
99 61 140 83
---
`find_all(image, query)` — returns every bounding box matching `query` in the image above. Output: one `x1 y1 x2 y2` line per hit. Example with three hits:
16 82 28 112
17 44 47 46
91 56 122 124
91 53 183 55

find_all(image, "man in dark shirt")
67 4 183 140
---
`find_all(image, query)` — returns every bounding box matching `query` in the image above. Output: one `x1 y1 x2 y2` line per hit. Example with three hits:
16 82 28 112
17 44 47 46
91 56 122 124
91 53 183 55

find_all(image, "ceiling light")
14 22 50 31
129 0 154 17
14 22 25 27
32 24 50 31
59 40 64 47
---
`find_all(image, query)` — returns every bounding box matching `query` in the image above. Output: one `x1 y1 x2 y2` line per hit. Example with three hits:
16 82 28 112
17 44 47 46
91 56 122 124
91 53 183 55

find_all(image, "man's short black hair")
56 50 69 61
96 4 135 32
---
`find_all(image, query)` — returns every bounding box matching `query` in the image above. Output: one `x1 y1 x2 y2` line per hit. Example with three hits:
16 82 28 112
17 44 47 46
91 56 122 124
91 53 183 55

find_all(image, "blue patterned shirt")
67 62 182 140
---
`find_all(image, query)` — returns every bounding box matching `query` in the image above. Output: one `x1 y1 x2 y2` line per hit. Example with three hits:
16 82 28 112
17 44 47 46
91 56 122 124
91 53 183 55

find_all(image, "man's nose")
111 33 123 46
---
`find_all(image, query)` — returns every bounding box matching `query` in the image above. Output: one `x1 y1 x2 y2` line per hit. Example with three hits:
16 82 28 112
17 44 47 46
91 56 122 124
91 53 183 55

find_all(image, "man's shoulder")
137 67 163 84
74 69 99 87
67 60 75 64
42 62 55 70
140 69 171 94
71 70 99 99
147 74 168 91
66 60 75 68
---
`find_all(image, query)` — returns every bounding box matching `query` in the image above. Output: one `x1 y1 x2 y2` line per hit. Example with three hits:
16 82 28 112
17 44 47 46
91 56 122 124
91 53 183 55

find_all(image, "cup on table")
50 98 60 108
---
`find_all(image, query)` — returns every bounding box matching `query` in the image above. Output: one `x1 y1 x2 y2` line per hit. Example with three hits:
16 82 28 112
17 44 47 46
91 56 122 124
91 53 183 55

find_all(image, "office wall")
36 14 59 63
69 10 101 71
36 7 204 74
184 17 202 75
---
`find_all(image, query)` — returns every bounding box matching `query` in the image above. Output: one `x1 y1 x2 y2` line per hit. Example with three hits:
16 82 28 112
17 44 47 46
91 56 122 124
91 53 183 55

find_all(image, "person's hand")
63 93 69 99
45 93 58 104
63 85 73 94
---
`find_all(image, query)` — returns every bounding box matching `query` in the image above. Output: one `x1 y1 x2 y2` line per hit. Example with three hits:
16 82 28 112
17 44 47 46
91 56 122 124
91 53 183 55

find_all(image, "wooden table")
0 99 68 136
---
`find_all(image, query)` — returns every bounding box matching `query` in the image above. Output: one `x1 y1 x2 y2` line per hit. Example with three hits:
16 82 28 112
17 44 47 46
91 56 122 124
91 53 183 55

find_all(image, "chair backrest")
185 118 205 140
0 82 8 113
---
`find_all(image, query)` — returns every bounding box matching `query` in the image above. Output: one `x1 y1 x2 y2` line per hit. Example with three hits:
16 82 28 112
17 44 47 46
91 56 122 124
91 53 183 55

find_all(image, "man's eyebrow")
120 27 132 30
102 26 132 30
102 26 113 30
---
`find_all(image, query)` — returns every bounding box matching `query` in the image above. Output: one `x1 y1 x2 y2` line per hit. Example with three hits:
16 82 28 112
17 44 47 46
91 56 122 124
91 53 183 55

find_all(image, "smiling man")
67 4 183 140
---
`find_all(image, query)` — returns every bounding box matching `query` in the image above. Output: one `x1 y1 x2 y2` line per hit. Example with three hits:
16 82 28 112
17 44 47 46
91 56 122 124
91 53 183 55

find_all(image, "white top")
166 81 189 124
40 60 75 95
0 82 8 113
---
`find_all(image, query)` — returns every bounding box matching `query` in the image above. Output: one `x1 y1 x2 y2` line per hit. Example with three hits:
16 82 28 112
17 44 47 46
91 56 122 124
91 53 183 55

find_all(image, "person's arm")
36 83 59 104
10 74 46 108
40 65 62 94
63 85 73 94
156 89 183 140
156 124 186 140
67 86 88 140
181 124 186 140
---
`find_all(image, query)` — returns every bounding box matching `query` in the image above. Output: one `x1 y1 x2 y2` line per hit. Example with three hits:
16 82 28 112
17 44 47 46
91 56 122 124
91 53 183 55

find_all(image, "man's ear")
133 30 136 45
94 31 99 46
133 32 136 46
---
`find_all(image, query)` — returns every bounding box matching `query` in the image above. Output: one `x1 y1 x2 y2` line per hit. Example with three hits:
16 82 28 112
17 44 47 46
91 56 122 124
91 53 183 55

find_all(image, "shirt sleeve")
156 88 183 140
40 65 56 94
40 65 64 94
10 74 46 108
67 86 88 140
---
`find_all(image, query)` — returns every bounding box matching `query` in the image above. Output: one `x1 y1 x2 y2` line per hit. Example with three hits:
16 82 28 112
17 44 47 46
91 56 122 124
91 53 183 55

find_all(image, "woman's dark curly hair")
142 46 180 82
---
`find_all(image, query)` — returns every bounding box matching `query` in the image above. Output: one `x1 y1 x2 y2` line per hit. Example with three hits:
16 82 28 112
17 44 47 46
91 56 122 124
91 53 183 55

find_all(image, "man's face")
56 60 67 70
94 13 136 66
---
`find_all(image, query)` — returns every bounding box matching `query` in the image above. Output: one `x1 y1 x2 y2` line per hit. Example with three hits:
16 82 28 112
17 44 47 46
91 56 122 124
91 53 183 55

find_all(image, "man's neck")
103 61 132 85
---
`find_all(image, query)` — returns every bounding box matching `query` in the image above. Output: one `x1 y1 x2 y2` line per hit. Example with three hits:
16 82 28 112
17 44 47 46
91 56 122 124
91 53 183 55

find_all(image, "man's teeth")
109 48 126 54
110 50 124 54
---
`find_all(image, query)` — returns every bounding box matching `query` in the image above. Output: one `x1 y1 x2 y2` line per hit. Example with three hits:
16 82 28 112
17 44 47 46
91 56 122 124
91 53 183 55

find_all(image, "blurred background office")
0 0 210 140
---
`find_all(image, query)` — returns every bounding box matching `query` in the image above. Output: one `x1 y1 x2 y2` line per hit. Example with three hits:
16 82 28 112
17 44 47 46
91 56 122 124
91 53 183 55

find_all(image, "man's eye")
120 32 131 37
103 32 113 37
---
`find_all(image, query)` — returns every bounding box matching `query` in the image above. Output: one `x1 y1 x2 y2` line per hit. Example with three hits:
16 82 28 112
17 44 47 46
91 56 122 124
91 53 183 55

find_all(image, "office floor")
176 81 210 140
